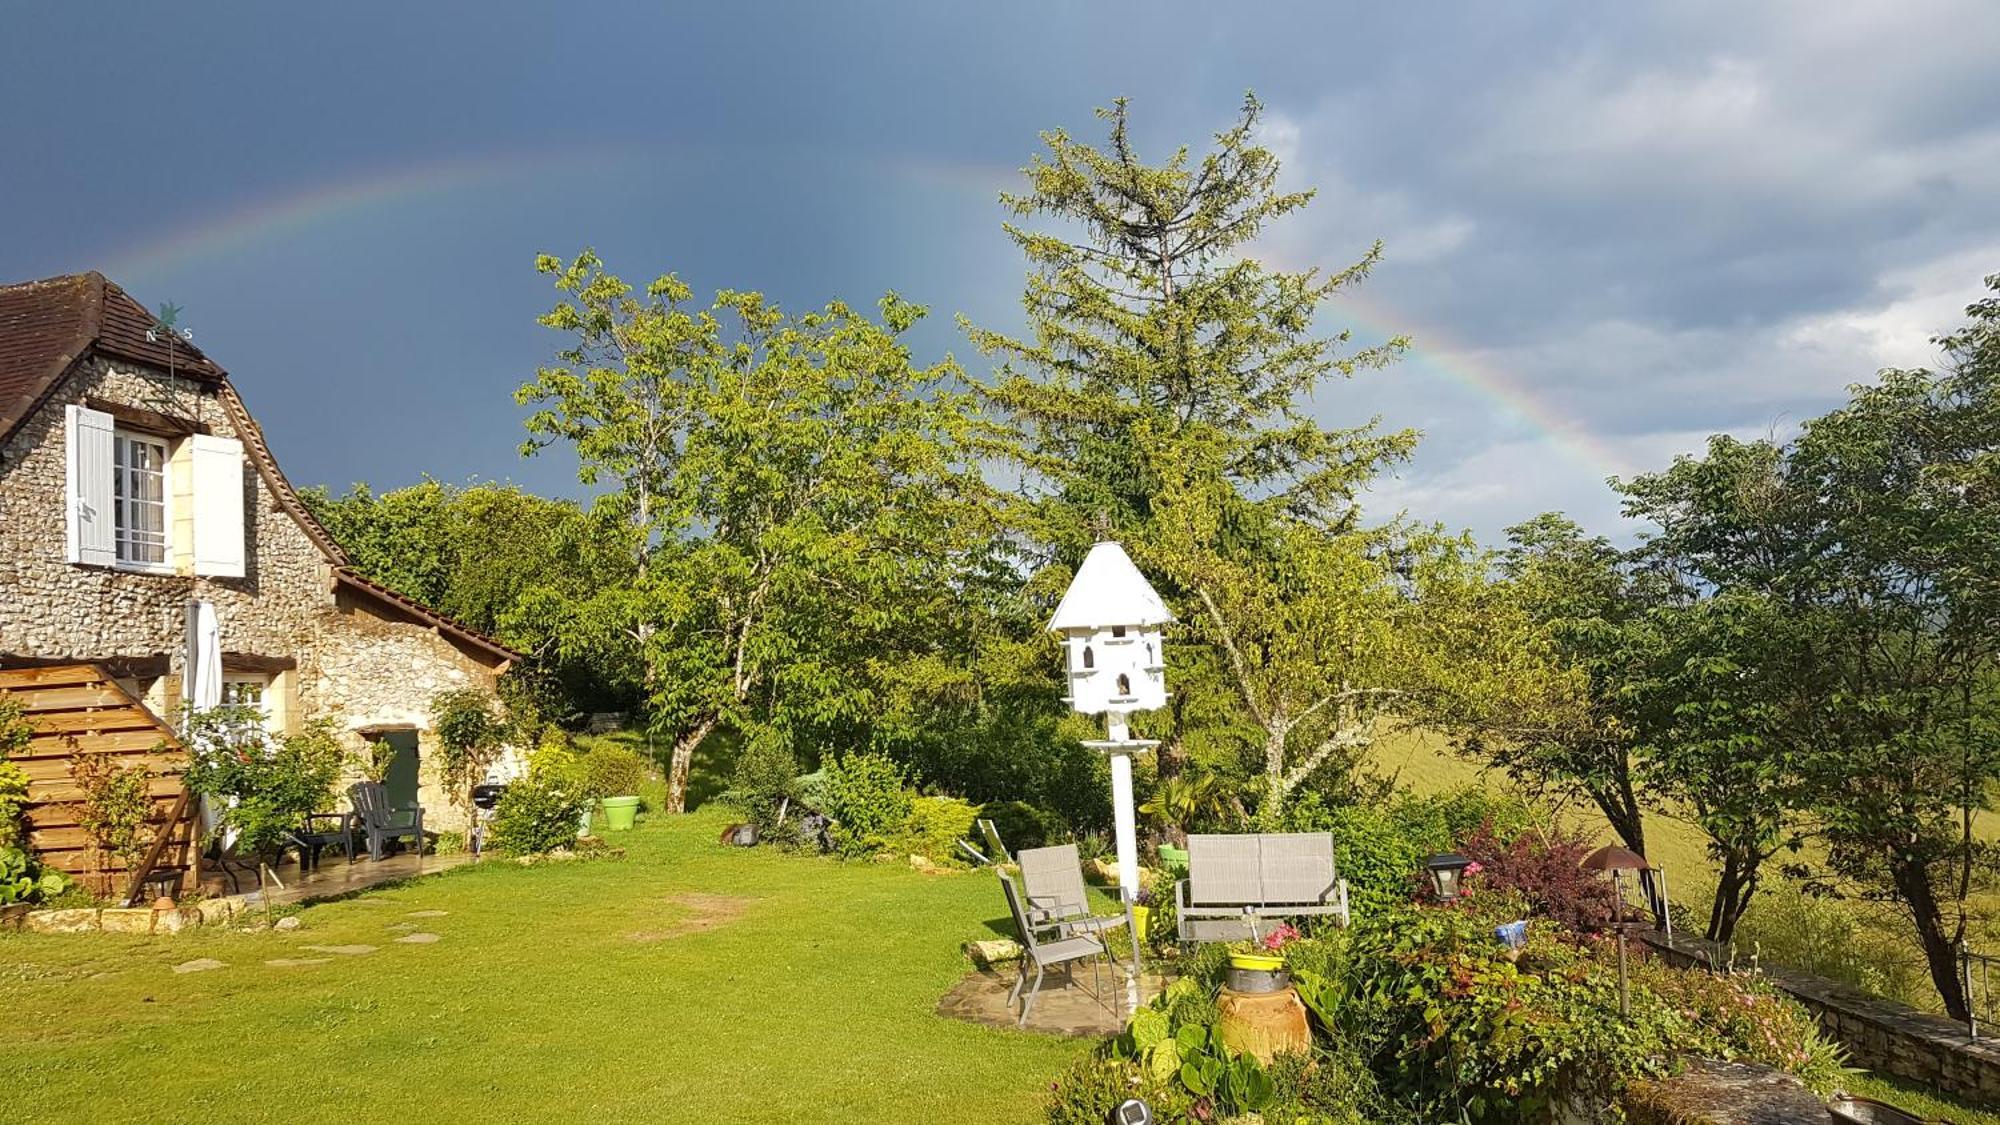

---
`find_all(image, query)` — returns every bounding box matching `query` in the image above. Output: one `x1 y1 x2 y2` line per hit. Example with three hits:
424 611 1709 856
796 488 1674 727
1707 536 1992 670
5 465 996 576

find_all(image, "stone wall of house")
0 356 500 835
313 591 503 833
0 358 331 670
1641 930 2000 1105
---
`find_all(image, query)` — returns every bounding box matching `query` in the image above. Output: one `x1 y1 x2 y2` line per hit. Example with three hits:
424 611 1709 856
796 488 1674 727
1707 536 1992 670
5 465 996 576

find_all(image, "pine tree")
970 95 1473 821
966 93 1413 555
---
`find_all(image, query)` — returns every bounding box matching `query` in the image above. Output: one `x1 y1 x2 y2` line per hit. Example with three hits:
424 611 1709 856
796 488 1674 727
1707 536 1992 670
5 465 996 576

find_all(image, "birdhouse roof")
1047 541 1176 631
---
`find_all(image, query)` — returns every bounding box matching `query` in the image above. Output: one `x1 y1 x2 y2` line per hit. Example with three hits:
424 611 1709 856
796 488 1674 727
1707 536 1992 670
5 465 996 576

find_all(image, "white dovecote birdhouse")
1048 541 1174 715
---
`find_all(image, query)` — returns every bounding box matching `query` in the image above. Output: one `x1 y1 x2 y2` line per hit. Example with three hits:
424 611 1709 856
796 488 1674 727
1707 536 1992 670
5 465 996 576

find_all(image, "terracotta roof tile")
0 272 225 443
95 277 226 382
0 273 99 440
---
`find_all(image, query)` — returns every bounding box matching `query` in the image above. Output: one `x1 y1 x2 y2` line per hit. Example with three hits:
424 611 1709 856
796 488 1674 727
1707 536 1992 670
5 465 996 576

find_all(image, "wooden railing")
120 786 194 907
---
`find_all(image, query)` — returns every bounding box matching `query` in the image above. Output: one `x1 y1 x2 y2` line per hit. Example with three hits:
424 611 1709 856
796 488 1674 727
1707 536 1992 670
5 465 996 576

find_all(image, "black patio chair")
293 810 355 869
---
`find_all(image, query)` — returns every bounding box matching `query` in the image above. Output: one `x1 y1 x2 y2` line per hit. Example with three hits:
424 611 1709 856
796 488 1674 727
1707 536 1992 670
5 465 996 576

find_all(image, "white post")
1106 715 1141 903
1105 714 1144 1013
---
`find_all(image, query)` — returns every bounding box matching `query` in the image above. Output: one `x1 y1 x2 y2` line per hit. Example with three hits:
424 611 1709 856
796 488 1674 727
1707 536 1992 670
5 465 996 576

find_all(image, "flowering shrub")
183 709 344 867
1261 922 1302 951
1048 898 1847 1125
1455 817 1619 933
488 773 592 855
1631 957 1851 1082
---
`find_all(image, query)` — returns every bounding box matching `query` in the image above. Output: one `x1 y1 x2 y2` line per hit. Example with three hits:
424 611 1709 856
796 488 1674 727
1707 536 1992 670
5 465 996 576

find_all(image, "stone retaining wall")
3 892 270 936
1642 930 2000 1104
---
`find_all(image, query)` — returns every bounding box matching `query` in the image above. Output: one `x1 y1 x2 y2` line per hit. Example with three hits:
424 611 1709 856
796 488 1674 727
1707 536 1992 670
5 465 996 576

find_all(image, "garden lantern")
1424 852 1472 902
1581 844 1650 1019
1109 1098 1155 1125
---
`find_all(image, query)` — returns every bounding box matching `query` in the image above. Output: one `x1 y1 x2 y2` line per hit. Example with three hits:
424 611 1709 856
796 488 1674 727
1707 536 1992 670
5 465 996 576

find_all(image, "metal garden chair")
997 870 1115 1028
1017 843 1129 945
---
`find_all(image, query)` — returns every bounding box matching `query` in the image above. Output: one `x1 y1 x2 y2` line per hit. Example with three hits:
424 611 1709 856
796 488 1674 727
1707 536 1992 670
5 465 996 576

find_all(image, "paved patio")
937 964 1173 1037
196 850 475 909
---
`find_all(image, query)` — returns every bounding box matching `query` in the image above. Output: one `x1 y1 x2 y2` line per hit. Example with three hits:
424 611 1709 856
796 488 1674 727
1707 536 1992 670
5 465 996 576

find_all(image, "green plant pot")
1158 844 1189 873
600 795 641 832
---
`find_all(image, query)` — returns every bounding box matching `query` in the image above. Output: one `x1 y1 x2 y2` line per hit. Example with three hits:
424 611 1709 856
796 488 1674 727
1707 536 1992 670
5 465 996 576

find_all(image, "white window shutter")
64 404 115 566
191 434 247 578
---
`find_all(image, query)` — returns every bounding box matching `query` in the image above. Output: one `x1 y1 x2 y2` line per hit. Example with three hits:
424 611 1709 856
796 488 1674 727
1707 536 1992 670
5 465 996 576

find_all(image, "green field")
0 807 1085 1124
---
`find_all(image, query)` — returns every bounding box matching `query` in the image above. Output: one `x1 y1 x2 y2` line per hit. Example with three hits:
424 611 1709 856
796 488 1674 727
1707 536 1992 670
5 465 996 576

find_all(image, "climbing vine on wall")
431 688 507 812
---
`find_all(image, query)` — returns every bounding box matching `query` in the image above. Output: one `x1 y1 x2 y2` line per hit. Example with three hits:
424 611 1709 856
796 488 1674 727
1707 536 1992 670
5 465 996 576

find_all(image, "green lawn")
0 808 1087 1124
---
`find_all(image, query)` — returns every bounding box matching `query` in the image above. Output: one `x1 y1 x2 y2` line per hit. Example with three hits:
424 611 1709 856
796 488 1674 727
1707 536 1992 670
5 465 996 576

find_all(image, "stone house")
0 272 517 837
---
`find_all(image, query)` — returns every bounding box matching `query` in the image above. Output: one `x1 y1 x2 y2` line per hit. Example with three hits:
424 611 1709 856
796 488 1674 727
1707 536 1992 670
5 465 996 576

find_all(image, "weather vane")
146 301 193 344
146 301 198 418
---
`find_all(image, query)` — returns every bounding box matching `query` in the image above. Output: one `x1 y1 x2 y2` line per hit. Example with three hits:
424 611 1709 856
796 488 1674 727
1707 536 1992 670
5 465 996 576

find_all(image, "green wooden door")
381 730 420 811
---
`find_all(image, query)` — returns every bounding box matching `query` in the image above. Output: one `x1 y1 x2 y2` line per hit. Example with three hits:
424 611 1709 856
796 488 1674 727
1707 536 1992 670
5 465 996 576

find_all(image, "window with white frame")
220 672 275 737
112 430 170 569
65 404 246 577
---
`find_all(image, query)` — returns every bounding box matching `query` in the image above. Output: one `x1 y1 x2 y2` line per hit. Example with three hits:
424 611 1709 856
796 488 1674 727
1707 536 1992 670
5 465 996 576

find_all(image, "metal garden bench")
1174 831 1351 942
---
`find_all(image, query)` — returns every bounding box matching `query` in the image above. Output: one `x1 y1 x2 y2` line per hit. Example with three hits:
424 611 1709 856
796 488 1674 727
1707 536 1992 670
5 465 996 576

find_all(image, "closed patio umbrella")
184 600 225 840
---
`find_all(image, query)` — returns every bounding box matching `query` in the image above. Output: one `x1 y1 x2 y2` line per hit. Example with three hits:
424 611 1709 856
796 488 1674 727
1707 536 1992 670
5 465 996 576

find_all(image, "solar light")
1109 1098 1154 1125
1425 852 1472 902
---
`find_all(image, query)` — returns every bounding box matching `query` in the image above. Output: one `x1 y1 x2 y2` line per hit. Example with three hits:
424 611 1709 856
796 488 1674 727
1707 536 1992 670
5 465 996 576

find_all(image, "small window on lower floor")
220 673 274 734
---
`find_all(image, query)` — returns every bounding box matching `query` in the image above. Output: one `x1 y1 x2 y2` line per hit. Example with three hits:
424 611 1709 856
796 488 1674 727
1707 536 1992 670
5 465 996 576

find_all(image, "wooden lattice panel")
2 663 193 882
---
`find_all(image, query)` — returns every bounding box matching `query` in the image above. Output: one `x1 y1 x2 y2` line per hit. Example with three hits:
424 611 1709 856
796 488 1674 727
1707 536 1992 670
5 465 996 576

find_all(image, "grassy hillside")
1370 727 2000 1017
1366 726 1716 879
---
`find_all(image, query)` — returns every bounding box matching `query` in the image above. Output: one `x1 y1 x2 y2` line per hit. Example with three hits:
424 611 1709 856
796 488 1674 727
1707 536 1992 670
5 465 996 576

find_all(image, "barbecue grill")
470 783 508 857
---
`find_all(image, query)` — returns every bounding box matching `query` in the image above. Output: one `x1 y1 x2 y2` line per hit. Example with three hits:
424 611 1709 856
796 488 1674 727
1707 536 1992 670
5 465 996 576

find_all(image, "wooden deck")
198 850 476 909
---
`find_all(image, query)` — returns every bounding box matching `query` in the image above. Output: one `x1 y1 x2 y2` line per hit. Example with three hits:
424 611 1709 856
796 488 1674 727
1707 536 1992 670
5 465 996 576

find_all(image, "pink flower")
1464 862 1484 875
1260 923 1302 951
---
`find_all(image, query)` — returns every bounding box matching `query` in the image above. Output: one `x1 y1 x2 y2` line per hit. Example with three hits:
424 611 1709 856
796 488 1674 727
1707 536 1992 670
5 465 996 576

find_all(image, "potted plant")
1225 923 1301 992
579 745 652 833
1130 885 1155 945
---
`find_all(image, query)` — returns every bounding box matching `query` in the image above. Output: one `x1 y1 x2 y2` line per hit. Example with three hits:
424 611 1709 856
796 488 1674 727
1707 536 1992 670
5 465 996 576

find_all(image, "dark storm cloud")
2 1 1995 543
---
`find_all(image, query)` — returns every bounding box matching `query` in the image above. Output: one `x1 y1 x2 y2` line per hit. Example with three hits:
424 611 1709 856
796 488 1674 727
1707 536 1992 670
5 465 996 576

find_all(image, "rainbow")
102 144 655 282
1329 287 1635 481
100 148 1628 482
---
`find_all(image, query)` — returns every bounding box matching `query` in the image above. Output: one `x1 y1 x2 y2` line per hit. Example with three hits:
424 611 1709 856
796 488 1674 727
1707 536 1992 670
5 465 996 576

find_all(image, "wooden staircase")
1 664 199 903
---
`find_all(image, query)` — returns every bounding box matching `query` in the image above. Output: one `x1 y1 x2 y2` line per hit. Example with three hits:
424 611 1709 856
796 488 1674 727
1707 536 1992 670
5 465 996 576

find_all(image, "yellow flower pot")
1228 951 1284 972
1131 904 1151 945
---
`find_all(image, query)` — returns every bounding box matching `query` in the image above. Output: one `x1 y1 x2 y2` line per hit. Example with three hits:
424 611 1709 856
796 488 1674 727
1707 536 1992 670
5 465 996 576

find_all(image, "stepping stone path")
405 910 449 918
300 944 377 956
173 959 226 974
394 932 441 944
265 958 332 968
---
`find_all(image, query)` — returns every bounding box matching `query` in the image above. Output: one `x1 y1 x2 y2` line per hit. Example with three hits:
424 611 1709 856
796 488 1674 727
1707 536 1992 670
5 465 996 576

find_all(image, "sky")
4 2 1997 545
